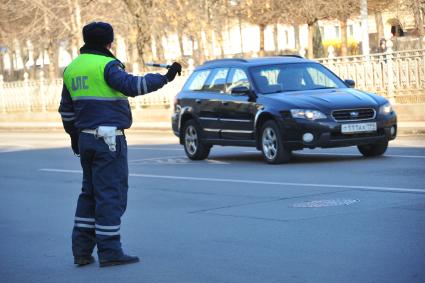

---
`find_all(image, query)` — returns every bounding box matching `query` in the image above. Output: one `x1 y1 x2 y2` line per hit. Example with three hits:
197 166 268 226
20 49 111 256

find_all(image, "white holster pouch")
82 126 124 152
96 126 118 151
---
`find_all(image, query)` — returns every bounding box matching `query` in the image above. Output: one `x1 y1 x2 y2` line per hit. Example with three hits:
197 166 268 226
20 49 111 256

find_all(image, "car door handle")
195 99 202 104
222 101 229 106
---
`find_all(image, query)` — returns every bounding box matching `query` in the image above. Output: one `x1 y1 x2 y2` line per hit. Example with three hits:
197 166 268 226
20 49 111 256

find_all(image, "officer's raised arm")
104 61 182 97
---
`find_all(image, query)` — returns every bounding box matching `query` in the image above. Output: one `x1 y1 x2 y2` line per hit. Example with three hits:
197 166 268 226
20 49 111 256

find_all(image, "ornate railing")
317 48 425 104
1 49 424 113
0 71 189 113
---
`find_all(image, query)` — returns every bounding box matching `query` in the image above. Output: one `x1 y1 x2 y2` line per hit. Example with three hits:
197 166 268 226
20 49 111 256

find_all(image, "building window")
348 25 354 37
335 26 340 38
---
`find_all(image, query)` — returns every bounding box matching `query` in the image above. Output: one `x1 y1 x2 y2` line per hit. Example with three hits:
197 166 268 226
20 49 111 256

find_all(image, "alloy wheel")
262 127 278 160
185 125 198 155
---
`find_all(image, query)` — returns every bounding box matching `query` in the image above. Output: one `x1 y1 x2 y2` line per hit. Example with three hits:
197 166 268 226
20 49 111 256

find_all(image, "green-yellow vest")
63 54 127 101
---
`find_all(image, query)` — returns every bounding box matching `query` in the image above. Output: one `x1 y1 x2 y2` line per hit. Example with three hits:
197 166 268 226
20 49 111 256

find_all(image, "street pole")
360 0 370 56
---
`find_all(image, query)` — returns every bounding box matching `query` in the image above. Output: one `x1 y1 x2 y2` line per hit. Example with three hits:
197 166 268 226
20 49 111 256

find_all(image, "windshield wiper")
265 89 300 94
311 86 337 90
265 90 283 94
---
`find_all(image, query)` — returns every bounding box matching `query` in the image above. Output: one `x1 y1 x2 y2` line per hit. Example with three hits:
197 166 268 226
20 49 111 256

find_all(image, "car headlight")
290 109 327 120
379 103 393 115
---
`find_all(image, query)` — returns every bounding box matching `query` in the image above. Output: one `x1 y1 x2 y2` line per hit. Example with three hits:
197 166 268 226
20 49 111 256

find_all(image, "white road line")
0 149 28 153
129 155 185 162
129 156 229 165
39 168 425 194
130 147 183 151
300 152 425 159
205 159 229 164
243 150 425 159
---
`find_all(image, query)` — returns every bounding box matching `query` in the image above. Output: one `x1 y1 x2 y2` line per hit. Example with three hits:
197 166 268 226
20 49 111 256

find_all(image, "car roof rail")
203 58 248 65
278 54 305 59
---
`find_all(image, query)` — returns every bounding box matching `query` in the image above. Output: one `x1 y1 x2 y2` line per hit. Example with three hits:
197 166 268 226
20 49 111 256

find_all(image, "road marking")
292 199 359 208
0 145 33 153
299 152 425 159
0 149 28 153
129 155 185 162
244 150 425 159
129 156 229 165
130 147 183 151
39 168 425 194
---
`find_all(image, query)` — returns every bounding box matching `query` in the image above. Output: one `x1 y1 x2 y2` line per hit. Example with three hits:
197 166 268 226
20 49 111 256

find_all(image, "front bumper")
279 114 397 150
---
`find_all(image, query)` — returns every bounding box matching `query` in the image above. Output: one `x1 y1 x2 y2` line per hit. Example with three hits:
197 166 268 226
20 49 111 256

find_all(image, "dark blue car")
172 56 397 164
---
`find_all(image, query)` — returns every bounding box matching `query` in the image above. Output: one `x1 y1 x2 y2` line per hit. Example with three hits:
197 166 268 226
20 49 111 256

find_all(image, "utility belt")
81 126 124 152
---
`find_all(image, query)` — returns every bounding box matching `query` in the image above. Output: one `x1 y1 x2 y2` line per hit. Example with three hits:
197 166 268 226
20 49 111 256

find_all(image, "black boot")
74 255 95 266
99 254 140 267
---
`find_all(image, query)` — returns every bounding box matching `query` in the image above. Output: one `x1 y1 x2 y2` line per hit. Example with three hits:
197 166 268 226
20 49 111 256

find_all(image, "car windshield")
250 63 347 94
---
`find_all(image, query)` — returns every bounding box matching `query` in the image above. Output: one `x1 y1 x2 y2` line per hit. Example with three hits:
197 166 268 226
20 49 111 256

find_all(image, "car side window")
202 68 229 93
253 68 282 93
183 70 211 91
227 68 250 93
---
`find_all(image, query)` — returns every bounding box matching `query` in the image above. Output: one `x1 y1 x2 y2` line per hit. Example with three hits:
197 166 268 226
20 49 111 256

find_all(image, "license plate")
341 122 377 134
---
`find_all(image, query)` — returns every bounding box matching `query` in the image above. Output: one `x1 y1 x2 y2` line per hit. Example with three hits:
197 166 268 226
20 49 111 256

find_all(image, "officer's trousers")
72 132 128 260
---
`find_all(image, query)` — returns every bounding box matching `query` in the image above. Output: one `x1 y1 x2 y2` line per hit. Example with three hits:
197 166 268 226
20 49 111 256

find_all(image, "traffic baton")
145 62 171 69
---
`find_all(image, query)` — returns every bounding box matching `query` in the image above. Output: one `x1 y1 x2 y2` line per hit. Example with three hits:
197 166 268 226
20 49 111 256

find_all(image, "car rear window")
183 70 211 91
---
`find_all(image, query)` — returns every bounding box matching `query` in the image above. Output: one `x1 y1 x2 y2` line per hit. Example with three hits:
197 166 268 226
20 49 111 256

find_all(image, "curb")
0 122 424 136
0 122 173 133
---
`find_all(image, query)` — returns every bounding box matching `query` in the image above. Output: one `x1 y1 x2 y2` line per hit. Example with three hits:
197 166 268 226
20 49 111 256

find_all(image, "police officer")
59 22 182 267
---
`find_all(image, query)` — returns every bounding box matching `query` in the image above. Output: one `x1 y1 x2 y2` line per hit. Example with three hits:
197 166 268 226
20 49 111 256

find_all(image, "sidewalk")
0 121 424 136
0 121 173 132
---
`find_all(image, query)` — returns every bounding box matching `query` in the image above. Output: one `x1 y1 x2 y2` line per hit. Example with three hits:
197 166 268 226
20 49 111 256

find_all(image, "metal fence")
0 70 189 113
317 48 425 104
1 48 424 113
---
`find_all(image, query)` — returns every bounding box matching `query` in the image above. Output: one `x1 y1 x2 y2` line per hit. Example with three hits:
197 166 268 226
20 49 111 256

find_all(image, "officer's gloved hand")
165 62 182 82
70 133 80 156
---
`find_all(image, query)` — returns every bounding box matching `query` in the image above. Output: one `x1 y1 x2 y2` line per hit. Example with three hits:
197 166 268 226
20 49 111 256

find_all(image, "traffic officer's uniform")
59 22 181 267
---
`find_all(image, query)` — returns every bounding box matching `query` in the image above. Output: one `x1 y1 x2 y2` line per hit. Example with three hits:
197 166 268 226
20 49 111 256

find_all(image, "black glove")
70 133 80 156
165 62 182 82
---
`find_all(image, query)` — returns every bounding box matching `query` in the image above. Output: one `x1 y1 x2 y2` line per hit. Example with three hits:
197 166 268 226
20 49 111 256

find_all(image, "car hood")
262 88 386 113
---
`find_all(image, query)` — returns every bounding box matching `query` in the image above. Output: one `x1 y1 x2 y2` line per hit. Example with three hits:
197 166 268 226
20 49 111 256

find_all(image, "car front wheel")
183 119 211 160
260 120 291 164
357 141 388 157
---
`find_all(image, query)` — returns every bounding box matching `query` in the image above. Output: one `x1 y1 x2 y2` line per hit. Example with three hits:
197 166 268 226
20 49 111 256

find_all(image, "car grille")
331 108 376 121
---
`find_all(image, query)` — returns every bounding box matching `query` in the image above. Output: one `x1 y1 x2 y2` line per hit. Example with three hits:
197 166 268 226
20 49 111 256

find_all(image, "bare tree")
330 0 359 56
284 0 330 58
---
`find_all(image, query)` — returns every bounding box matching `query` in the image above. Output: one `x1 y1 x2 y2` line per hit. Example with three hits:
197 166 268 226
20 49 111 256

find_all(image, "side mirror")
231 86 251 95
344 79 355 88
231 86 257 101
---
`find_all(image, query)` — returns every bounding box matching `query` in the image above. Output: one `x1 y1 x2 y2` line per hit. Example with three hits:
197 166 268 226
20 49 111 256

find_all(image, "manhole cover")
292 199 359 208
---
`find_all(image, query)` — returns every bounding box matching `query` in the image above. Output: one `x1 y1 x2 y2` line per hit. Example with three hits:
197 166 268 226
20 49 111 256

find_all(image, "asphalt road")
0 131 424 283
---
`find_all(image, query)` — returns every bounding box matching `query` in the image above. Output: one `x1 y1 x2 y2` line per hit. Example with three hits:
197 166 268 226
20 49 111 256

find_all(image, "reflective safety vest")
63 53 133 130
63 54 127 101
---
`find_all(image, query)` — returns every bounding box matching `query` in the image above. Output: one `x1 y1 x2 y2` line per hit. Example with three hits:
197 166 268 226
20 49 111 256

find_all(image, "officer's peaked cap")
83 22 114 46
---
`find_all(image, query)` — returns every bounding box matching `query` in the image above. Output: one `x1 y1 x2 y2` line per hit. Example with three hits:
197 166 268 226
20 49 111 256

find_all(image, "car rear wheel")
183 119 211 160
357 141 388 157
260 120 291 164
